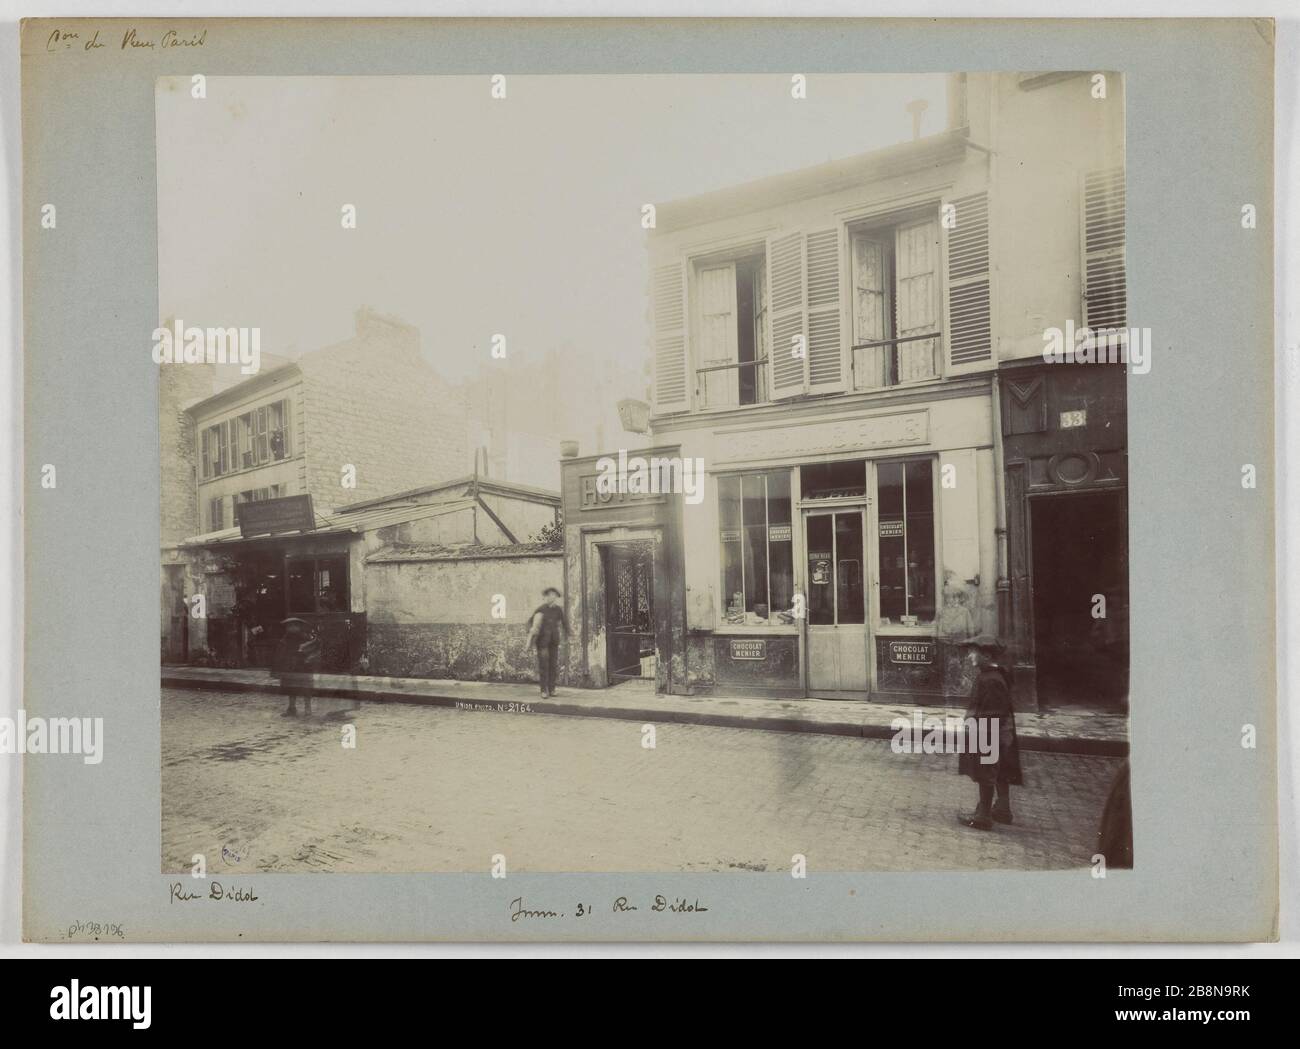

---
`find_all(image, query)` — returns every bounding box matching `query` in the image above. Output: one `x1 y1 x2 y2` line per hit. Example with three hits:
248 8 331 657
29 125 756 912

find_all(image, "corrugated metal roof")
177 497 479 548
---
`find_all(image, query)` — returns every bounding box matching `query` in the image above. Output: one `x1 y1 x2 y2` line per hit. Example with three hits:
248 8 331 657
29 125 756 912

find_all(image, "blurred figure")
273 618 320 716
956 636 1023 830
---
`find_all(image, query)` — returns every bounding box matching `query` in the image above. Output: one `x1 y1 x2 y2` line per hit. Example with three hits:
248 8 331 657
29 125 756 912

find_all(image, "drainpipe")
986 77 1011 644
991 374 1010 640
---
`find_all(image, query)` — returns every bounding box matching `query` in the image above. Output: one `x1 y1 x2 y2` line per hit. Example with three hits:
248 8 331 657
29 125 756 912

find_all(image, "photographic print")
19 17 1275 943
155 71 1132 876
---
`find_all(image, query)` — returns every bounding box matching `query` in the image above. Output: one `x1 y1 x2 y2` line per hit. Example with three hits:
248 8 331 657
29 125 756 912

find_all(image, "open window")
849 215 941 389
694 251 768 409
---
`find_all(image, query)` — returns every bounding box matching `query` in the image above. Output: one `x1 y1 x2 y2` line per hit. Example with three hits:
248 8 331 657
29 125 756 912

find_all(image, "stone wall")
300 309 468 510
364 549 564 682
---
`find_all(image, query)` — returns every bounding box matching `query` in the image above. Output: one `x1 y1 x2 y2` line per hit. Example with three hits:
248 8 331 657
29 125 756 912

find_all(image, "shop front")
663 388 999 702
179 534 366 673
172 495 369 673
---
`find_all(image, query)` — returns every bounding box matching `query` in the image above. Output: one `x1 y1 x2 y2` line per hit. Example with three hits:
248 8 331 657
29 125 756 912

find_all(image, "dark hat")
280 617 309 629
542 587 561 597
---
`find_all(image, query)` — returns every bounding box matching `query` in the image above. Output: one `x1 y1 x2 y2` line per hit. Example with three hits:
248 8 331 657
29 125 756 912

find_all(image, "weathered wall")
301 309 468 511
981 73 1126 362
479 491 558 544
159 356 214 543
364 551 564 681
371 506 479 548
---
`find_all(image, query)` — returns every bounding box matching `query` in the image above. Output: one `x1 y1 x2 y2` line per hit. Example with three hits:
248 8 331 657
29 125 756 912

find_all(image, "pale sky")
156 74 949 402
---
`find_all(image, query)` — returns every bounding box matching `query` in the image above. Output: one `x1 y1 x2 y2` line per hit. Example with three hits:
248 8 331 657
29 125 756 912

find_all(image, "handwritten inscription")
64 919 125 941
169 881 260 904
45 27 208 53
509 895 709 921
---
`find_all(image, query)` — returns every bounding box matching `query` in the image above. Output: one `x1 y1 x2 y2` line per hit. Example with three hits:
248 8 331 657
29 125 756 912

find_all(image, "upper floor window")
199 398 292 479
651 193 995 415
849 216 941 389
694 251 768 409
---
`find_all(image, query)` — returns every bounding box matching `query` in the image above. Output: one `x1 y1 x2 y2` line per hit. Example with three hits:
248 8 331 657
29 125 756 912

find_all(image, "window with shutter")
1082 167 1126 332
696 262 739 409
805 228 845 393
894 218 940 382
767 231 806 400
850 232 889 389
943 191 993 371
652 262 689 413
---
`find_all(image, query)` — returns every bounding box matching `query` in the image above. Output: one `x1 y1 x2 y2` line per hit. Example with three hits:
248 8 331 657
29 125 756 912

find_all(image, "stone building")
562 72 1127 710
161 307 470 666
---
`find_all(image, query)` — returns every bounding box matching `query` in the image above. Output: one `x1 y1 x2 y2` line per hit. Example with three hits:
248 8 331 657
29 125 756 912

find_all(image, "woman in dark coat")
956 636 1022 830
272 618 319 717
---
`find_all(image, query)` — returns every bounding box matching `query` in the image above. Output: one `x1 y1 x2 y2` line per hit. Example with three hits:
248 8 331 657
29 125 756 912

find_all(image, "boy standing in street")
528 587 568 698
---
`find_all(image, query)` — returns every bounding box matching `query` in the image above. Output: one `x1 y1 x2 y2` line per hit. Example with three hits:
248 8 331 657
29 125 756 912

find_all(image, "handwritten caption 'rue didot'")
169 881 260 904
510 895 708 922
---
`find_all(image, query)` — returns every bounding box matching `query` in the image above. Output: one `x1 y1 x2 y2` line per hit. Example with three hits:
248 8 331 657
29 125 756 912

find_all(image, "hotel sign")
578 473 664 511
714 410 928 466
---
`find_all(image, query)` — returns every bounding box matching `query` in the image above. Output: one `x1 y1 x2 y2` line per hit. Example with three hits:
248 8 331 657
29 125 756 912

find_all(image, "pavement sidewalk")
162 665 1128 756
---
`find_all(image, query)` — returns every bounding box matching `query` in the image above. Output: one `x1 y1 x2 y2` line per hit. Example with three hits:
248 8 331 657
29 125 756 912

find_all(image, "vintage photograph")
157 71 1132 875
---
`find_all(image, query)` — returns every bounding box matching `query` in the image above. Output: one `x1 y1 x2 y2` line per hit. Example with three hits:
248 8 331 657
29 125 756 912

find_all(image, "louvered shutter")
805 228 845 393
850 232 888 389
695 262 738 409
767 231 807 399
652 261 690 413
942 191 993 373
894 218 940 382
1082 168 1126 332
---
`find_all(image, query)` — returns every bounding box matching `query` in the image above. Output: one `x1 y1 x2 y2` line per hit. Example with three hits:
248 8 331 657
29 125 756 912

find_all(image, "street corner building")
564 72 1129 712
159 306 565 683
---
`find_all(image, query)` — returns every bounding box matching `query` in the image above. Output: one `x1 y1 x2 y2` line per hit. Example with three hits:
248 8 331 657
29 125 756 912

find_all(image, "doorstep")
160 666 1128 756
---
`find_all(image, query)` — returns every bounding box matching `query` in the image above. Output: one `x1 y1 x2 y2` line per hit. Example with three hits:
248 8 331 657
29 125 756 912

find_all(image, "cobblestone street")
162 687 1121 874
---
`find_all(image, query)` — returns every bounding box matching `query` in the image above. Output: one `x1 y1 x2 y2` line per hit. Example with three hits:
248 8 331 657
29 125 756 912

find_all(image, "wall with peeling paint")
363 551 564 681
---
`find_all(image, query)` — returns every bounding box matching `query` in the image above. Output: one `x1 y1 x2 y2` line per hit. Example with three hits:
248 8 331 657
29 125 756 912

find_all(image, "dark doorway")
603 542 656 683
1030 490 1128 708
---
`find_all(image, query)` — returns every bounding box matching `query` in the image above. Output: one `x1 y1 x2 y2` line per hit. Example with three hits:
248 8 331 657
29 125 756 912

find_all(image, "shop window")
286 555 349 615
800 459 867 501
876 460 936 625
719 470 793 625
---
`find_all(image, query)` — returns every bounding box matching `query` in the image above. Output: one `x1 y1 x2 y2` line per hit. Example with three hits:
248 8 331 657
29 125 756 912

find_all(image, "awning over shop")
176 497 480 549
